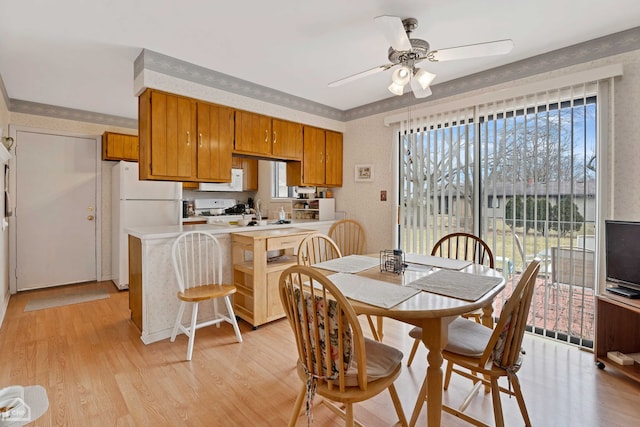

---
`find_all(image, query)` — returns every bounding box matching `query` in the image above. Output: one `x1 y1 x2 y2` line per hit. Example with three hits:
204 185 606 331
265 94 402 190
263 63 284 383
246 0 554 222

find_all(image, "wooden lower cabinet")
595 294 640 382
231 228 313 327
128 236 143 331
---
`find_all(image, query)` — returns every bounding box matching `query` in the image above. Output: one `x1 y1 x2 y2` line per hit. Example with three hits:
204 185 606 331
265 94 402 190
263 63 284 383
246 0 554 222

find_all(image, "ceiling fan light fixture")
388 81 406 96
414 68 436 90
388 66 411 95
391 66 411 85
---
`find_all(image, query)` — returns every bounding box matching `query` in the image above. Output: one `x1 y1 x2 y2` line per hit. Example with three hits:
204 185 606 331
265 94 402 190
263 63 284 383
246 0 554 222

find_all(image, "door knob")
87 215 94 221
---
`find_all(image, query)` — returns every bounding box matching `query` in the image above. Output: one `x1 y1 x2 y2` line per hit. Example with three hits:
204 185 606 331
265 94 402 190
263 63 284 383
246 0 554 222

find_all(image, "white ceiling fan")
329 15 514 98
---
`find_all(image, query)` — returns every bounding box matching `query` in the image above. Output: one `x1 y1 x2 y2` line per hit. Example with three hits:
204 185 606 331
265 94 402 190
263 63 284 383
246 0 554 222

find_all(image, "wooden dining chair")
407 232 494 367
170 231 243 361
297 232 382 342
328 219 385 341
408 258 541 427
328 219 366 256
296 232 342 266
279 265 407 427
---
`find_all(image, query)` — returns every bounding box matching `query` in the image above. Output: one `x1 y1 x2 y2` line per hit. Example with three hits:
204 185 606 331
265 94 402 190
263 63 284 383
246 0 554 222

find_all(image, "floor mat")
24 288 110 312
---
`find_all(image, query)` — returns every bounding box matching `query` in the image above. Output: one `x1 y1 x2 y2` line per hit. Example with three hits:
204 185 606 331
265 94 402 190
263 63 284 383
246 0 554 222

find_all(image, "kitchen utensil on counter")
225 203 247 214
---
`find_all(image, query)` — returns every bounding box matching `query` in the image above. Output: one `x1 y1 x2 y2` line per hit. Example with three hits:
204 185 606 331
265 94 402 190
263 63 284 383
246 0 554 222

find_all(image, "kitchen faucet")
251 199 262 221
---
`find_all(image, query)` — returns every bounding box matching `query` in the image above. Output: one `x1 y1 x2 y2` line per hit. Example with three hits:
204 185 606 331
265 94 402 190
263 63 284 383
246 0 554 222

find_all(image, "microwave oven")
197 169 243 192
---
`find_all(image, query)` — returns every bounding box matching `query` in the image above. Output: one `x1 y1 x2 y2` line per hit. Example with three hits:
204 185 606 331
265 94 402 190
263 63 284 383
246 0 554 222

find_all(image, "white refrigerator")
112 161 182 290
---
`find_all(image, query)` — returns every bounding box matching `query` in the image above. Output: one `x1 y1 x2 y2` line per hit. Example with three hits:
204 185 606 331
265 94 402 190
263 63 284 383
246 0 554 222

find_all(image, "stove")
193 198 236 213
191 199 247 224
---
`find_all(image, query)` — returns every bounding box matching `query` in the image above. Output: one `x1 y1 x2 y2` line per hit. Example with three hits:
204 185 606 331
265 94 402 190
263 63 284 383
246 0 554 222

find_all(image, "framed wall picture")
355 164 374 182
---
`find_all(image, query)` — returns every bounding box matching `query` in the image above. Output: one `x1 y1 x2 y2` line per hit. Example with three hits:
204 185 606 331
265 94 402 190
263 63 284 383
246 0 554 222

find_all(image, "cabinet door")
139 89 196 180
232 156 259 190
242 158 259 191
266 270 285 318
302 126 325 186
196 102 233 181
272 119 303 160
235 110 272 155
102 132 139 161
325 131 343 187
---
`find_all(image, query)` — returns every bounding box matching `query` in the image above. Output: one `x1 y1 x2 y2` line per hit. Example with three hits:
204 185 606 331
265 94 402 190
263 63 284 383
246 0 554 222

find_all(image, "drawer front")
267 233 308 251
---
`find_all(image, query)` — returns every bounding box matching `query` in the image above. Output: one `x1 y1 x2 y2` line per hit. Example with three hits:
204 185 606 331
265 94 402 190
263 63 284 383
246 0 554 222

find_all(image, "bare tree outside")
400 94 598 347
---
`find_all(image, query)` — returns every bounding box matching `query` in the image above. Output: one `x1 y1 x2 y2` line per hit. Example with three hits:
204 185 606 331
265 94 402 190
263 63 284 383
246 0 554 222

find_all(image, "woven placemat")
408 270 502 301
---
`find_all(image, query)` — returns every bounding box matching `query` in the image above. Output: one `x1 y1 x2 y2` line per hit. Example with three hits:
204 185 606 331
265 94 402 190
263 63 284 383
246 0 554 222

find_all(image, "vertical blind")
398 79 604 347
399 106 476 254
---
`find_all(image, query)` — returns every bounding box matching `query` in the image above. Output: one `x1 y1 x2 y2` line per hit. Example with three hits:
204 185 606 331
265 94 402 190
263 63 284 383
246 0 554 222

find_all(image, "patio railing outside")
489 229 596 348
400 222 596 349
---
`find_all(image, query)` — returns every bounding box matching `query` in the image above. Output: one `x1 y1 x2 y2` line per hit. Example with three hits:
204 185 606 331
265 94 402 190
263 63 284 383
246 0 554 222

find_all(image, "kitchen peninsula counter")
127 219 335 344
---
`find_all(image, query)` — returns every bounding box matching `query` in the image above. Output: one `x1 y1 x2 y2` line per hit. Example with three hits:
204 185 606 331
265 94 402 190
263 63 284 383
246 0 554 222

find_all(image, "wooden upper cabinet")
102 132 139 161
140 89 339 186
302 126 326 186
233 156 259 191
139 89 197 181
197 103 234 182
287 126 343 187
271 119 303 160
324 130 343 187
235 110 272 156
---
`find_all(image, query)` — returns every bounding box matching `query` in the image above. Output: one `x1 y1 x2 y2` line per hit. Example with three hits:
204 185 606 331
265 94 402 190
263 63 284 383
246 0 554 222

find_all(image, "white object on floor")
0 385 48 426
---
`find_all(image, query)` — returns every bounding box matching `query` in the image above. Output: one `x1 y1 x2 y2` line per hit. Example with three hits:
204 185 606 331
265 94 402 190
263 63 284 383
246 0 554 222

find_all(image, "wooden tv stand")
595 292 640 382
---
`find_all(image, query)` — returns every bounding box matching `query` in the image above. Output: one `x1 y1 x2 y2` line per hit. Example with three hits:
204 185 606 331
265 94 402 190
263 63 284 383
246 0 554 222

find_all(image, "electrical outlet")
380 190 387 201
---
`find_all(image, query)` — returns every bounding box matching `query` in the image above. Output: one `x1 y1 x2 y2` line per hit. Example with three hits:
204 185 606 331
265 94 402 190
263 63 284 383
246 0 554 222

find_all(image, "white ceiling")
1 1 640 121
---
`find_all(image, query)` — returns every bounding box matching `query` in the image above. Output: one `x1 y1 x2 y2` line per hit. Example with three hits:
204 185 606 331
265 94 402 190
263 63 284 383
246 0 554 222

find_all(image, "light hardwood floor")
1 281 639 426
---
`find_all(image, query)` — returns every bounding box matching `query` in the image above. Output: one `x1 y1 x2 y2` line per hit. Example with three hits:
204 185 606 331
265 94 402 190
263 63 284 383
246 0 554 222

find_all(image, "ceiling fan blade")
328 63 393 87
429 39 514 62
410 78 433 98
374 15 412 52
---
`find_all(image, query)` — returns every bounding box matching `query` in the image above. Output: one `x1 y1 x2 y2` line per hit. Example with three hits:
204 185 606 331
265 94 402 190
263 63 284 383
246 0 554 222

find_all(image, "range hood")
197 169 243 192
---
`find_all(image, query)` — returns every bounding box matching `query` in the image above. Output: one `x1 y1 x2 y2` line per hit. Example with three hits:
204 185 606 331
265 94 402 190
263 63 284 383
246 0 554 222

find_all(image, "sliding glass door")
398 83 598 347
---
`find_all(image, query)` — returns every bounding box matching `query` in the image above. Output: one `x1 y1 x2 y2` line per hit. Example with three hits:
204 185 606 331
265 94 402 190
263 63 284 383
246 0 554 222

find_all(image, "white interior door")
15 130 97 290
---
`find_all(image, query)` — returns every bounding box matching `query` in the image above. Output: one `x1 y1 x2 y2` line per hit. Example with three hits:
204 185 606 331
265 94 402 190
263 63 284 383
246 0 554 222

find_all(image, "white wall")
0 93 10 325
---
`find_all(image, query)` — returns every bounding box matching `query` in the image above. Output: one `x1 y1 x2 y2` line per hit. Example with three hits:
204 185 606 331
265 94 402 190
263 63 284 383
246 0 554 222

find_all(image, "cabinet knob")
199 133 203 148
186 131 191 146
87 215 95 221
273 131 277 144
265 129 268 143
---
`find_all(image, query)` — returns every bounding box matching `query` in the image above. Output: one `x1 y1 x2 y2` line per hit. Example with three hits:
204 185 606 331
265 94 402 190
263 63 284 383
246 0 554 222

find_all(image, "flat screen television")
605 220 640 291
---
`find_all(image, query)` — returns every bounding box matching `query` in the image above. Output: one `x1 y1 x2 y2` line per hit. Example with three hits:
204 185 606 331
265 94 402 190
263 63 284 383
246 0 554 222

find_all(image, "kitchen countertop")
127 219 337 240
